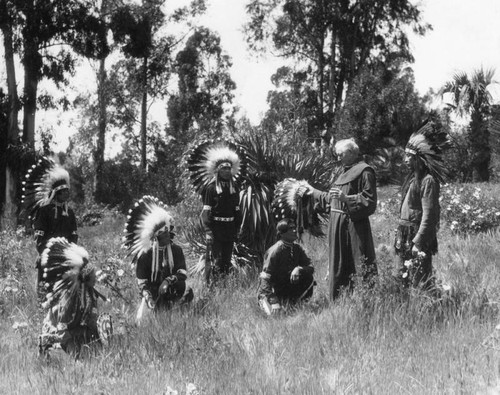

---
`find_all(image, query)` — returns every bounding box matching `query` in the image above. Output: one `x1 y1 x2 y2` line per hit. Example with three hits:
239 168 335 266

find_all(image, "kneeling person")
123 196 194 320
136 224 193 311
258 219 315 315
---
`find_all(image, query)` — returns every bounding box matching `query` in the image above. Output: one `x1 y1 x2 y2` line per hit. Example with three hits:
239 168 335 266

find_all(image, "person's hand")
206 232 214 245
142 290 155 309
271 303 281 314
297 185 312 198
329 187 347 202
412 245 426 258
290 266 302 284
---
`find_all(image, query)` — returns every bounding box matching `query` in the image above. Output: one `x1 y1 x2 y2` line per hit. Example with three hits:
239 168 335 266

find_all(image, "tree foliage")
440 68 498 181
245 0 429 143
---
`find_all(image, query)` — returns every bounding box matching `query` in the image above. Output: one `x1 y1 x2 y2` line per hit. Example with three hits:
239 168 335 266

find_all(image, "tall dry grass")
1 185 499 394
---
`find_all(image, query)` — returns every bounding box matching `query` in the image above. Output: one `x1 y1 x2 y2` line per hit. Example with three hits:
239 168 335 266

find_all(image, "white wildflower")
186 383 199 395
12 321 28 330
402 273 408 279
117 269 124 277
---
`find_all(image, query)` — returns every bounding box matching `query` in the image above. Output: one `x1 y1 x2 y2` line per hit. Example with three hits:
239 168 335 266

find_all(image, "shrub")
440 183 500 234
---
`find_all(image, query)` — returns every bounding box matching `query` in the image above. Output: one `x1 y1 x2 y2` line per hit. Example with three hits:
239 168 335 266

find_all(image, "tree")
260 66 320 149
335 63 429 154
245 0 429 144
440 68 498 181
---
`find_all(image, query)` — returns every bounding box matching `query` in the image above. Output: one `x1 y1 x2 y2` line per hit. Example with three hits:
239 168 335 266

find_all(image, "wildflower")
404 260 412 268
402 272 408 279
12 322 28 330
117 269 124 277
417 251 427 258
186 384 199 395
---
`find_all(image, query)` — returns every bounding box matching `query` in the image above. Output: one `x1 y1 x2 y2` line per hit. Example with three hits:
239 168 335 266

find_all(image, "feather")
40 237 96 310
406 120 452 183
21 157 70 220
187 139 249 193
123 195 174 264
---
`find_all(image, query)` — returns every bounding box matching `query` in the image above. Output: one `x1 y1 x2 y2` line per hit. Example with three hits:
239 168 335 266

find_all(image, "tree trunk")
140 55 148 170
94 56 107 201
1 16 20 230
469 113 491 182
22 40 39 149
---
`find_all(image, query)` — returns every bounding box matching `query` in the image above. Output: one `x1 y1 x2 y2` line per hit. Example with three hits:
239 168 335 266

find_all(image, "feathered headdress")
123 196 175 281
405 120 451 183
186 139 249 194
40 237 100 313
22 157 70 219
272 178 325 239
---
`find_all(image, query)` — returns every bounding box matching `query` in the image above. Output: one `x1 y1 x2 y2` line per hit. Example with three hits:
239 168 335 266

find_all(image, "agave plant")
236 134 339 265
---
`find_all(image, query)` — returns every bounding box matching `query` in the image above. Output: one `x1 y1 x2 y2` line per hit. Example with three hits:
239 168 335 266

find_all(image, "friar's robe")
312 161 377 300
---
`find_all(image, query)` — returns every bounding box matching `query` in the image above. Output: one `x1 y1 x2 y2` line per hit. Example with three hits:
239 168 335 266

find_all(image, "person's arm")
413 176 439 250
68 208 78 244
169 244 187 283
33 207 49 254
201 185 215 242
258 250 279 306
344 168 377 219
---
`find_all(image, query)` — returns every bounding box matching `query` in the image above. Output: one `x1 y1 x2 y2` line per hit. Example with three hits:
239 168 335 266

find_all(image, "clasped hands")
329 187 347 202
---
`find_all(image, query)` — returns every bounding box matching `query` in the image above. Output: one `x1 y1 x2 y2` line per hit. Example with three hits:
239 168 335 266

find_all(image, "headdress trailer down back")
123 195 175 282
272 178 324 239
40 237 101 310
186 138 249 194
21 157 70 219
405 120 451 183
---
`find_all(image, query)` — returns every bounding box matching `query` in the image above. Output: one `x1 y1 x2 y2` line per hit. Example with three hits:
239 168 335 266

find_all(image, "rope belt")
330 208 349 215
213 216 234 222
398 219 418 227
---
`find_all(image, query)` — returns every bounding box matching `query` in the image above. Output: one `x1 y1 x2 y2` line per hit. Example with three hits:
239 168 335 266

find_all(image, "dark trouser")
276 271 315 305
395 224 435 289
212 239 234 278
155 281 193 310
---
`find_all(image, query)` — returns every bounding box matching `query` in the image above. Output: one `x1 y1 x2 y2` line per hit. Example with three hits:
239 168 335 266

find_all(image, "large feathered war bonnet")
123 196 175 282
405 120 451 183
186 139 249 194
22 157 70 219
40 237 103 313
272 178 324 240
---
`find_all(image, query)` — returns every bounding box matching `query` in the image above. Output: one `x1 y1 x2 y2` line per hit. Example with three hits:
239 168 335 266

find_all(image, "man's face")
218 166 232 181
55 188 70 203
156 229 171 246
404 152 416 170
336 148 357 166
280 223 297 243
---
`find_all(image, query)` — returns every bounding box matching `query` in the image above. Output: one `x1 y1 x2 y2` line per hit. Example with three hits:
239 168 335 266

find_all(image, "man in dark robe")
306 139 377 300
257 219 315 314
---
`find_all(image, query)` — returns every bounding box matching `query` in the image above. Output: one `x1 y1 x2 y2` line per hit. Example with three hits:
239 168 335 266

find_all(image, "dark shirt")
258 240 314 304
33 203 78 254
136 243 187 295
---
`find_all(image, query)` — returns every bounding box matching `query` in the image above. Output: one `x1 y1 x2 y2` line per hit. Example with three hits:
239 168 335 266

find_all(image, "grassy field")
1 185 500 394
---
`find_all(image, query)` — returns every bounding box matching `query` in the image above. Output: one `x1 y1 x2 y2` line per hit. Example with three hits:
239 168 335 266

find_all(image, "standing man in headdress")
123 196 193 322
22 158 78 291
301 139 377 301
201 159 242 280
395 120 449 289
187 139 248 283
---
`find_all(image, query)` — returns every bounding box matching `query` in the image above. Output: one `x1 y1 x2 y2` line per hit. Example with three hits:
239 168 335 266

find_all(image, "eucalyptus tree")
440 68 498 181
0 0 108 227
244 0 429 144
109 0 207 169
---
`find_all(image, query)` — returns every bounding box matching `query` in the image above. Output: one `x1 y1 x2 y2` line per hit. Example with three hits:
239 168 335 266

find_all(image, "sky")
4 0 500 151
198 0 500 120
